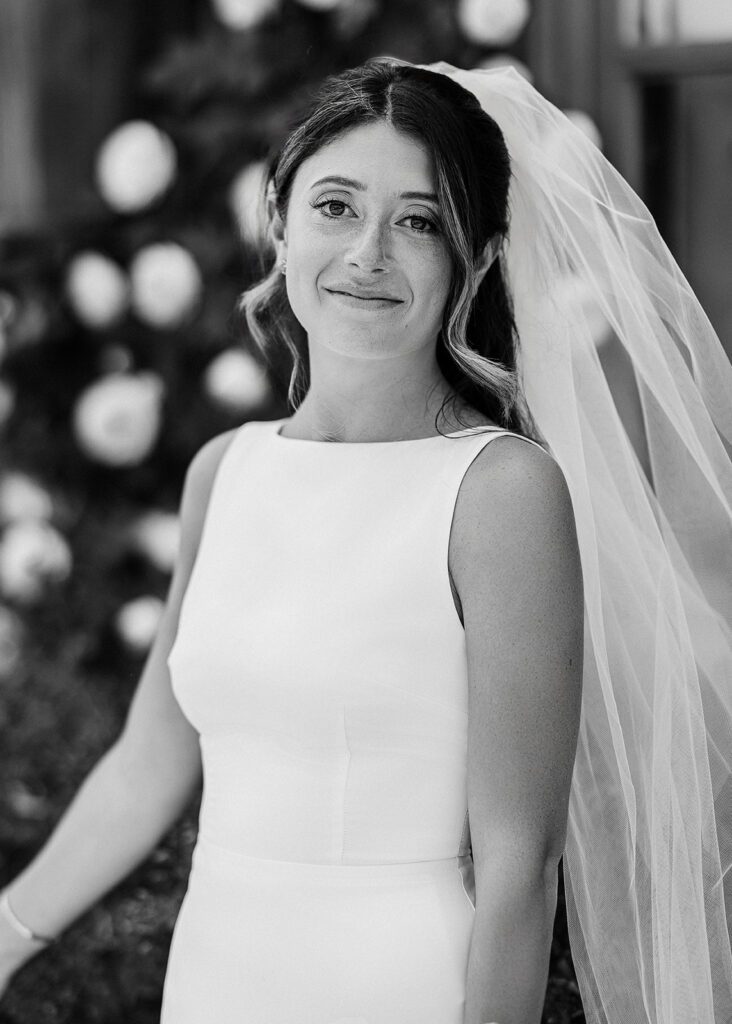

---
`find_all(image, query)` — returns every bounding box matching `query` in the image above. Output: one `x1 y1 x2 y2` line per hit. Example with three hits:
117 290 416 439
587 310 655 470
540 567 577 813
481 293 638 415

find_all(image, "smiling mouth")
328 290 402 302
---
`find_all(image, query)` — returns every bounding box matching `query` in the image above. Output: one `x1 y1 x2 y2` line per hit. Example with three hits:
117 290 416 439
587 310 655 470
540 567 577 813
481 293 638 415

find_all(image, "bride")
1 57 730 1024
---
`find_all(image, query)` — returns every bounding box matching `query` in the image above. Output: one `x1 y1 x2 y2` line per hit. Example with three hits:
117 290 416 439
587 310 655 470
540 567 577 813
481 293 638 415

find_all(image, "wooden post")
526 0 644 191
0 1 46 232
0 0 197 233
35 0 138 228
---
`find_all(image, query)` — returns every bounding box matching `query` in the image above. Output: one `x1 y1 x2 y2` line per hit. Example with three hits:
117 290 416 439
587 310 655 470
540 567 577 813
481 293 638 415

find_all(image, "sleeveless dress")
161 416 548 1024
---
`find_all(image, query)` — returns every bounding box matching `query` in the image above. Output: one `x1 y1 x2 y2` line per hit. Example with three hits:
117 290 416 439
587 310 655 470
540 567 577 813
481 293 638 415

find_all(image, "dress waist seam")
194 833 465 884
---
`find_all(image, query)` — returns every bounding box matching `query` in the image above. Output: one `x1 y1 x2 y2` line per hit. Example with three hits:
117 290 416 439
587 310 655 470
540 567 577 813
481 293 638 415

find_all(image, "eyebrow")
309 175 439 203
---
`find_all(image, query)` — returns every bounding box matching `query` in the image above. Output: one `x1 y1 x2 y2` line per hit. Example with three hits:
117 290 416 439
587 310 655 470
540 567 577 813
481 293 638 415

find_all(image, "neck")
287 340 458 443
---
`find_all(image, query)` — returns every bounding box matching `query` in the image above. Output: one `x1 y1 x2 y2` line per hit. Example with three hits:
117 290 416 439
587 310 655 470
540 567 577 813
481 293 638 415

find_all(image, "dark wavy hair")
239 58 540 438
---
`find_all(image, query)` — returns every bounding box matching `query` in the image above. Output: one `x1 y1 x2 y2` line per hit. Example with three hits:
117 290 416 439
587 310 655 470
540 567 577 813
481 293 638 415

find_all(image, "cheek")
414 251 453 318
286 224 337 297
287 206 334 254
282 235 332 328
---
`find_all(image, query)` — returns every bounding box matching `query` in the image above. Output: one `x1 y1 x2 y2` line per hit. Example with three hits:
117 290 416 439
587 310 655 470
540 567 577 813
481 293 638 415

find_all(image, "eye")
312 198 439 235
401 214 439 235
313 198 353 218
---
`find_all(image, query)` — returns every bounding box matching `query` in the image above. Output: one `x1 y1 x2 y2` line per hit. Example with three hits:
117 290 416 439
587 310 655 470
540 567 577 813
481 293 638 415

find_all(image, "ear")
266 191 287 265
477 234 501 274
472 234 501 291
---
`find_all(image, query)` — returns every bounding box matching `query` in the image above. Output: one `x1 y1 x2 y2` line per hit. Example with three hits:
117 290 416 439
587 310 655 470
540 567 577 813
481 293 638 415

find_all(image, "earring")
278 257 287 273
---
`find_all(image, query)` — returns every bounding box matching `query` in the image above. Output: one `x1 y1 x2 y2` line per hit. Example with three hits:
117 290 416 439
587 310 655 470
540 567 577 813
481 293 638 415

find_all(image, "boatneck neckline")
269 417 505 446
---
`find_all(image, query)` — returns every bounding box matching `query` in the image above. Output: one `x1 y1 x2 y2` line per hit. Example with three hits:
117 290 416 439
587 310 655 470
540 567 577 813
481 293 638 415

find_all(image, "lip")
326 288 402 303
326 289 403 312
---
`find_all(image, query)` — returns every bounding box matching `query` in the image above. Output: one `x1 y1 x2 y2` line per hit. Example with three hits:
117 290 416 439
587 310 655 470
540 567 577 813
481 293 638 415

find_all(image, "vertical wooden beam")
35 0 137 226
526 0 644 192
672 76 732 356
527 0 602 115
0 0 198 233
0 1 45 231
597 0 644 193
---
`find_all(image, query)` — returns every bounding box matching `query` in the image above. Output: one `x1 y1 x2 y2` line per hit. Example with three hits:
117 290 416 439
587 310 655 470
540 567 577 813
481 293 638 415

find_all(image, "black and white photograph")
0 1 731 1022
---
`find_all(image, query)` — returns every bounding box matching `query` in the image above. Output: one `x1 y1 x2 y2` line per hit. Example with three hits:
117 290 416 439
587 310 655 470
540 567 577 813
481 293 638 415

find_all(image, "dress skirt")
160 834 477 1024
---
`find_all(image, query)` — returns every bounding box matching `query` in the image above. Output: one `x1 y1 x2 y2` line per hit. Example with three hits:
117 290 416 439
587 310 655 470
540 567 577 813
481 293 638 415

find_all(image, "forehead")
292 121 436 194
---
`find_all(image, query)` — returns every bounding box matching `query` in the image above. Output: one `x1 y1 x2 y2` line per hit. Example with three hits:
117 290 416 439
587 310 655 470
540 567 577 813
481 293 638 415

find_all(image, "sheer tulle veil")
412 60 732 1023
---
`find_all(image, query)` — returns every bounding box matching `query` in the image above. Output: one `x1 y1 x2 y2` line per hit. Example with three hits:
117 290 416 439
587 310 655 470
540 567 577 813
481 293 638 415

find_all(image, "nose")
345 219 390 272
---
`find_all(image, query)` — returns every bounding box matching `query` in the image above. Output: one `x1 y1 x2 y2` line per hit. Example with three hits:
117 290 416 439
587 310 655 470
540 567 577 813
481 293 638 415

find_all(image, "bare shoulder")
453 433 574 543
449 434 582 616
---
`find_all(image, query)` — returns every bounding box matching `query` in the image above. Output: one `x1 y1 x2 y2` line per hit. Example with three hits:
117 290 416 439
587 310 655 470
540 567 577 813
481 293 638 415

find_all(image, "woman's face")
278 121 453 361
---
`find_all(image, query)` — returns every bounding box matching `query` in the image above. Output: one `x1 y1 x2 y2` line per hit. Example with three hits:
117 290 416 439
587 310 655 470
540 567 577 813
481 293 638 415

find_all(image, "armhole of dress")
191 423 250 548
170 423 251 632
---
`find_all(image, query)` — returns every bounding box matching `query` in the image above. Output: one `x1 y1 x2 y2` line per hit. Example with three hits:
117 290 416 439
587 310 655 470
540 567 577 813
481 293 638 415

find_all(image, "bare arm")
1 428 239 973
450 437 584 1024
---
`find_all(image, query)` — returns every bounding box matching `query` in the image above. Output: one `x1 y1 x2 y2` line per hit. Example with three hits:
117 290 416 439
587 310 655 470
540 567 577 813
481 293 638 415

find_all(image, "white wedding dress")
160 416 547 1024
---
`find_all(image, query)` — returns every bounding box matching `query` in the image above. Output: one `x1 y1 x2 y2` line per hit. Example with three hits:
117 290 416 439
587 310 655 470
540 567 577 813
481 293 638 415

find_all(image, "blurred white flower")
115 595 165 653
95 121 177 214
128 510 181 573
203 348 271 413
0 472 54 525
457 0 530 46
72 372 165 467
476 53 534 83
0 521 72 603
0 604 24 678
332 0 379 37
229 161 269 248
5 780 48 820
130 242 203 329
65 251 130 330
212 0 280 29
3 292 48 350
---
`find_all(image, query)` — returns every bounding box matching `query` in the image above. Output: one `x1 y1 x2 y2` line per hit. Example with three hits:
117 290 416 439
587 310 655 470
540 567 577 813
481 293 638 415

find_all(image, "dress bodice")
167 417 547 866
